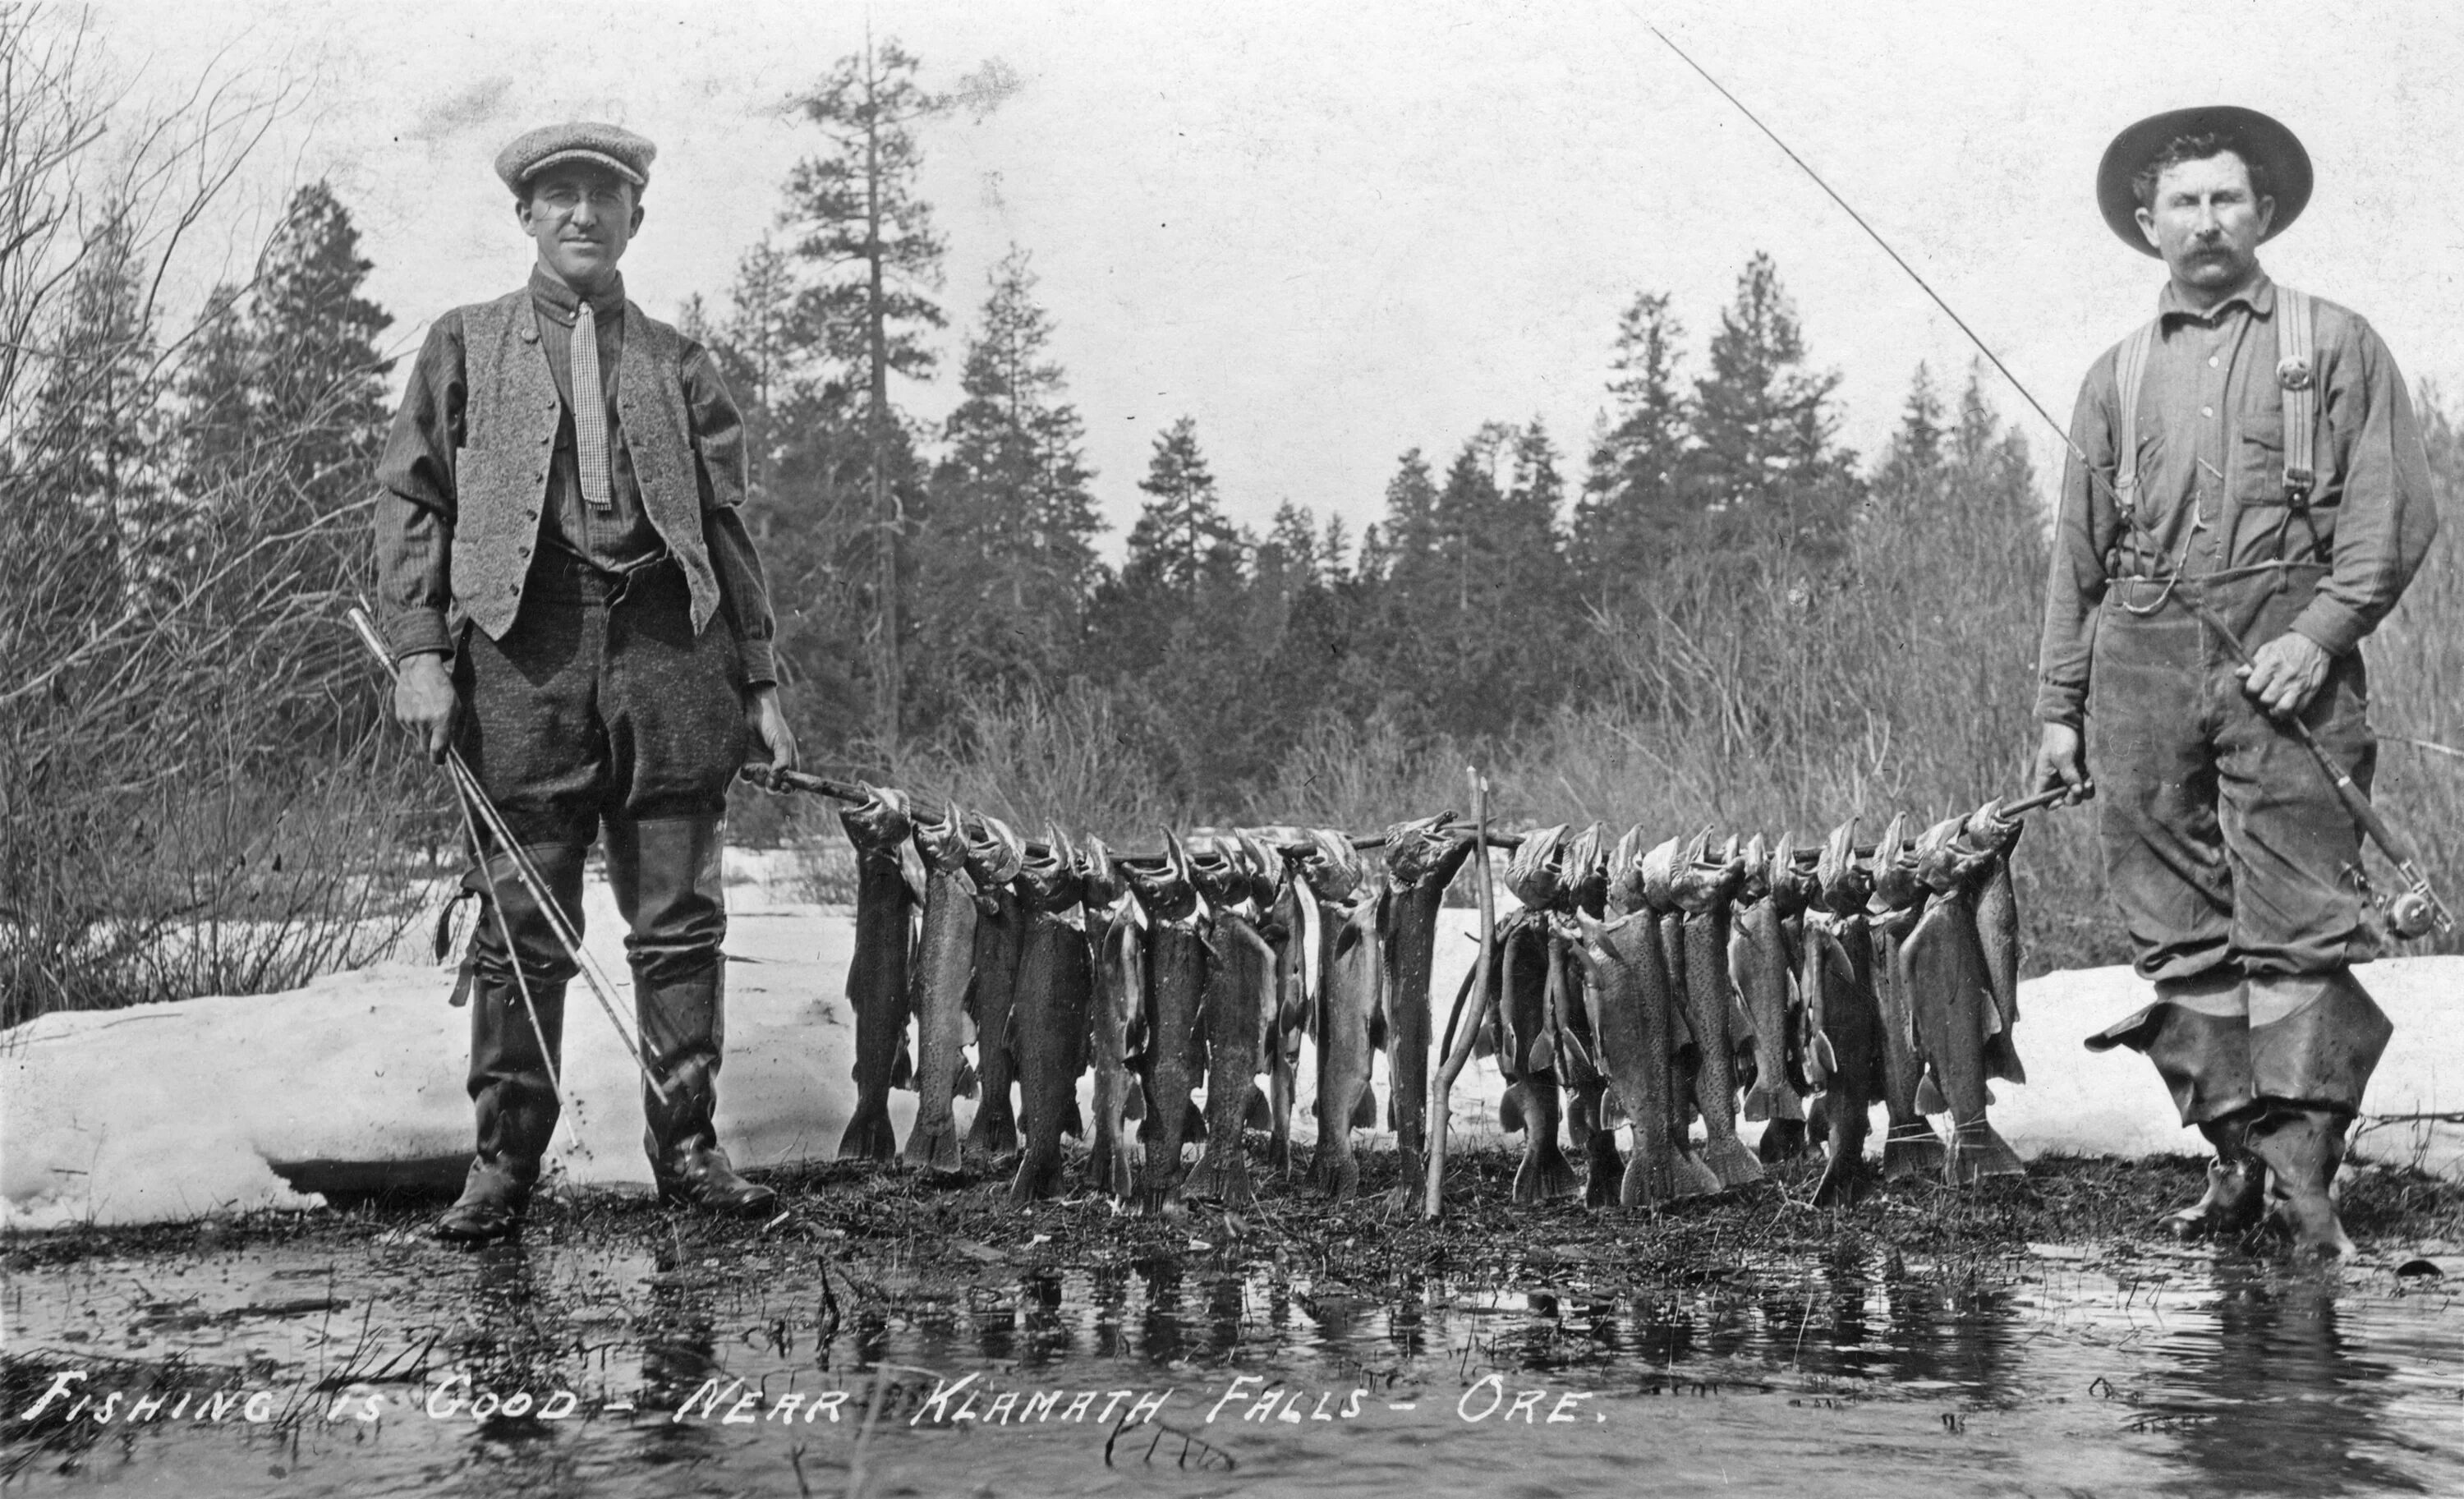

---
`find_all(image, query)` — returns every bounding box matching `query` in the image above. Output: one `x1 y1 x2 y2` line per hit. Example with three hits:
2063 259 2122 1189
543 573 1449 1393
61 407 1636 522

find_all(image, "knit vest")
453 288 724 640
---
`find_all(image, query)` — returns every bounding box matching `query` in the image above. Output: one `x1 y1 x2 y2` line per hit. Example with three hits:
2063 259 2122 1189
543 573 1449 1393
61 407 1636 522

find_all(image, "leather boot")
637 965 775 1215
2246 1105 2358 1263
437 844 585 1244
2157 1107 2264 1241
612 815 776 1218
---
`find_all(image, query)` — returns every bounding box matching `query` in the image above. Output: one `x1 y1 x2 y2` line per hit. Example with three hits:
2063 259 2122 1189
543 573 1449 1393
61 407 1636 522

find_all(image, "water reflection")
2154 1267 2423 1497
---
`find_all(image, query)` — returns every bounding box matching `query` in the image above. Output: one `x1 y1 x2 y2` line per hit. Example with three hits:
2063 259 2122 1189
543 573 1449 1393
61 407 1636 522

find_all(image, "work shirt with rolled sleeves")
2033 271 2438 729
372 268 779 686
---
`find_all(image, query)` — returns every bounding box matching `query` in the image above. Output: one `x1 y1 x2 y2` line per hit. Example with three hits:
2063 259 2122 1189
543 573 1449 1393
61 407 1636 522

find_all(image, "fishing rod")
1648 27 2451 940
347 606 673 1102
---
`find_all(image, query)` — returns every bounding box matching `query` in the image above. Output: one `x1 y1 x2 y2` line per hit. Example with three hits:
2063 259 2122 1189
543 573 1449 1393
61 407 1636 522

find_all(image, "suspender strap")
2276 286 2318 507
2112 319 2158 521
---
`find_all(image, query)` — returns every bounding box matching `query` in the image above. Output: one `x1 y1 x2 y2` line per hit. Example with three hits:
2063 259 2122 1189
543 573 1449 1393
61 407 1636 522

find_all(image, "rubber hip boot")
613 815 776 1218
2246 1105 2358 1263
437 843 586 1244
2158 1107 2265 1241
2085 968 2255 1127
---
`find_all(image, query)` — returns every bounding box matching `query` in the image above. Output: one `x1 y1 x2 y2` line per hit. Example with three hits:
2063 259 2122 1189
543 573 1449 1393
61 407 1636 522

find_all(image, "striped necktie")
571 301 613 511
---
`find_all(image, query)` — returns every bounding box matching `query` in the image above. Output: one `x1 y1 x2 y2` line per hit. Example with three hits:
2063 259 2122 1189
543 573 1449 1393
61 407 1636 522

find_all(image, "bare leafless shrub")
1 9 436 1024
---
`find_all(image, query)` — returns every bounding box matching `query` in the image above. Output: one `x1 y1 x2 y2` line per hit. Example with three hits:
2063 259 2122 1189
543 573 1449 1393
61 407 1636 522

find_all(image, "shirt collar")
2157 267 2275 325
529 264 626 325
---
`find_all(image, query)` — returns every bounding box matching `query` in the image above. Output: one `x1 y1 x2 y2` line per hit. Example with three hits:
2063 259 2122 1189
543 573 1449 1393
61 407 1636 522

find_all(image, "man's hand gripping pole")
347 606 673 1104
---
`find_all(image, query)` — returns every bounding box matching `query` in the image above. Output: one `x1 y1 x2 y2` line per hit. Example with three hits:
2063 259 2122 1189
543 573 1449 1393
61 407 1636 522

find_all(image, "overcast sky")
74 0 2464 554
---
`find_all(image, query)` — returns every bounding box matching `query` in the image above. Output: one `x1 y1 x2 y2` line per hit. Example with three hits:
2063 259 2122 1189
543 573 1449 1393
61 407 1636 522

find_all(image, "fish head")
1865 812 1919 912
1768 832 1817 917
1606 824 1651 913
1815 816 1871 913
912 800 971 871
1078 836 1124 908
1501 823 1569 911
1915 812 1996 893
1232 830 1288 908
1379 810 1460 884
962 812 1027 888
1302 828 1364 900
837 783 914 853
1963 798 2025 858
1737 833 1771 904
1637 835 1681 913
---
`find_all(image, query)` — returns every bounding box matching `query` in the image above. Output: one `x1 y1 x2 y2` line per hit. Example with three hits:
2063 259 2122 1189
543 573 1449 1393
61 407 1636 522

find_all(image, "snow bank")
7 885 2460 1230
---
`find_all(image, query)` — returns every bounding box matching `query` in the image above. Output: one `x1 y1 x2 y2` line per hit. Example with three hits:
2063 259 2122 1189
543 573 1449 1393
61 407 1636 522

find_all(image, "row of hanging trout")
831 789 2030 1215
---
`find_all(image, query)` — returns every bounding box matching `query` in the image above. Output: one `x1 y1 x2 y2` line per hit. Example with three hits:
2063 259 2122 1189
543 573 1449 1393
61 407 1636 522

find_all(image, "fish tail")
1914 1074 1948 1115
1620 1147 1672 1207
1946 1120 2026 1184
1582 1130 1623 1208
836 1097 900 1162
1702 1134 1766 1189
1756 1117 1809 1166
1008 1145 1068 1204
903 1118 962 1175
1188 1145 1256 1207
1741 1078 1804 1125
1499 1081 1527 1135
1669 1145 1724 1200
1882 1115 1947 1181
1513 1133 1583 1205
1984 1032 2028 1084
1313 1143 1360 1203
964 1101 1019 1161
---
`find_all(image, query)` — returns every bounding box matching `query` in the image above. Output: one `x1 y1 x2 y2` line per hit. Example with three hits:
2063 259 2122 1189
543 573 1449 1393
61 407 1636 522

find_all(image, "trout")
1084 839 1143 1202
1380 813 1477 1201
1008 832 1091 1203
1639 832 1722 1201
1807 819 1886 1207
1904 814 2026 1183
903 802 980 1174
836 786 915 1162
962 815 1028 1169
1736 832 1810 1164
1124 833 1207 1217
1864 814 1948 1181
1674 844 1763 1189
1962 800 2026 1074
1565 908 1684 1207
1312 871 1386 1202
1189 899 1276 1207
1496 829 1579 1202
1558 821 1621 1206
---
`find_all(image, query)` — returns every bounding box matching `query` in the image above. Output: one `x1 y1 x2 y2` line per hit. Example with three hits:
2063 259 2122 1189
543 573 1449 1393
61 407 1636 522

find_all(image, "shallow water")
7 1233 2463 1497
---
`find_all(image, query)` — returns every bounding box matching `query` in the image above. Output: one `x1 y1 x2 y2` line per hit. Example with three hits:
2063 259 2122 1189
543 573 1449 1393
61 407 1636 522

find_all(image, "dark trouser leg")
609 812 774 1216
439 842 587 1244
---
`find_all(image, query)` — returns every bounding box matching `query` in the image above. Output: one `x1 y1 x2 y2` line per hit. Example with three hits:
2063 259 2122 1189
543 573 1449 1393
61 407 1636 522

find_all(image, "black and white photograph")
5 1 2462 1493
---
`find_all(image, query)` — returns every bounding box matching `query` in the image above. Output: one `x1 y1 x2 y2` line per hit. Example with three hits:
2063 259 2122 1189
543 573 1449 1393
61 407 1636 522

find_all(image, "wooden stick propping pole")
1424 766 1497 1221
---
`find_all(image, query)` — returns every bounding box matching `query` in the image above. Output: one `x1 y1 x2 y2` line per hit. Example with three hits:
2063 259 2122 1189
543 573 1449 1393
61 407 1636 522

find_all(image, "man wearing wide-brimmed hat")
374 122 798 1243
2033 107 2439 1260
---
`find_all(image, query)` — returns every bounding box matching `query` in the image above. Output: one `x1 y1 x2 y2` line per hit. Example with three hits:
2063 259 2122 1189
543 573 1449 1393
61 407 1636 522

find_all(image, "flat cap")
494 122 656 193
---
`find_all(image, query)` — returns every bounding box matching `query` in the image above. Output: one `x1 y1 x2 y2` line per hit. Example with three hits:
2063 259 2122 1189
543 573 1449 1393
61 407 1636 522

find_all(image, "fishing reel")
2343 862 2454 942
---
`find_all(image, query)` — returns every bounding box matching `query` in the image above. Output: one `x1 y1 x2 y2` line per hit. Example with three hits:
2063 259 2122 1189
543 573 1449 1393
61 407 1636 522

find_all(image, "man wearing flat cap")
375 122 798 1242
2034 107 2439 1260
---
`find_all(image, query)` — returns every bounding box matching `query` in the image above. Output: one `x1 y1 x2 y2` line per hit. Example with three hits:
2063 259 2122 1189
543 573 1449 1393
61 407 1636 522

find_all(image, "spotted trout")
1673 844 1763 1189
1189 842 1277 1207
1565 907 1684 1206
836 786 916 1162
1558 821 1621 1206
1962 800 2026 1075
1124 833 1207 1217
962 816 1028 1170
903 802 980 1174
1639 832 1722 1201
1008 831 1091 1203
1903 815 2026 1183
1806 819 1886 1207
1864 814 1948 1182
1380 814 1477 1201
1084 839 1143 1202
1312 868 1386 1202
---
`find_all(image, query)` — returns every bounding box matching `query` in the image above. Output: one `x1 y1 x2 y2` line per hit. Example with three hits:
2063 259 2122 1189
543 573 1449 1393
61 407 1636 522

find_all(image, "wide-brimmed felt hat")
2096 106 2310 256
494 122 656 194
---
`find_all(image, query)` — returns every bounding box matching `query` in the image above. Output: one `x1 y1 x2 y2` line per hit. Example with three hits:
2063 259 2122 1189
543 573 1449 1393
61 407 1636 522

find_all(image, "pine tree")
1124 416 1239 595
1685 252 1860 559
914 248 1102 722
781 36 951 743
1574 290 1689 595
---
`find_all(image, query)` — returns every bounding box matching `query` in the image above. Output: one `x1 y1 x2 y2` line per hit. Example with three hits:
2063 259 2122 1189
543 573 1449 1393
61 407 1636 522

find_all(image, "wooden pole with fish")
1423 767 1497 1221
